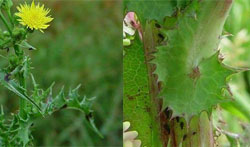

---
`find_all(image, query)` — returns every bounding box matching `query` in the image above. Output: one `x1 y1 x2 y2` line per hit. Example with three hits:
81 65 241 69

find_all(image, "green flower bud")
9 54 19 68
1 0 13 10
12 27 26 42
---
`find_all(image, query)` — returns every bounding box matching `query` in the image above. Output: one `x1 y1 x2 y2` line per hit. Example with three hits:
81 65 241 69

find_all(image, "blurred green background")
215 0 250 146
0 0 122 146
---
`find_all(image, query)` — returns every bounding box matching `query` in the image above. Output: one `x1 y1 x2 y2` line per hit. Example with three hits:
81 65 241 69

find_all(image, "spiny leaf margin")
152 0 236 121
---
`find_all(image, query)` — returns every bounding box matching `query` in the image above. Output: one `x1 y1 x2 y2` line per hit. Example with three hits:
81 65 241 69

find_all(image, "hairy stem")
19 74 26 119
13 45 27 119
0 11 12 35
7 9 14 26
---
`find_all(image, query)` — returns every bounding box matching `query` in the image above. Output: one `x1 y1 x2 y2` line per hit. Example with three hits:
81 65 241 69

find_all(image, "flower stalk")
13 44 27 119
7 9 14 25
0 10 12 35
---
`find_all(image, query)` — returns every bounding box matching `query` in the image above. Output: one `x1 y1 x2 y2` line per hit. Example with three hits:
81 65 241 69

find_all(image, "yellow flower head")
15 1 53 32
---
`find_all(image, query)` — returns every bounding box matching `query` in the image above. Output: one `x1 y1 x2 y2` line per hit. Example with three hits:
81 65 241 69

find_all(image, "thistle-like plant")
0 0 101 146
123 0 246 146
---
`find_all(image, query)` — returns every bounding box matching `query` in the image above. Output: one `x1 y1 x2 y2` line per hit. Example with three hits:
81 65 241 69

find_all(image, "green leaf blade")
124 0 175 25
124 33 157 146
153 0 234 121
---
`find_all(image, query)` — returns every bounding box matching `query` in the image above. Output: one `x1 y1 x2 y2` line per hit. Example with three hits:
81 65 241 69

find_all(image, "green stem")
14 44 23 56
7 9 14 26
19 74 26 119
0 11 12 35
13 45 27 119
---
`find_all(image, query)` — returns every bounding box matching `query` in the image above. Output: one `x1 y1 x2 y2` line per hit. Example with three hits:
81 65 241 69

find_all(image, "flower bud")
12 27 26 42
8 54 21 71
1 0 13 10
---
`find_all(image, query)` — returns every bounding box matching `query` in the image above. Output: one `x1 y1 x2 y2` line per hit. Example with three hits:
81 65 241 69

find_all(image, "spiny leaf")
153 0 234 121
124 0 193 25
124 0 175 25
29 75 102 137
19 41 36 50
67 85 94 114
0 113 24 146
0 70 41 112
16 117 33 146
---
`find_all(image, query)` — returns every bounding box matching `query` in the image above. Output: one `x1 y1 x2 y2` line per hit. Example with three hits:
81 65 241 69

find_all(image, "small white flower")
123 12 137 40
123 121 141 147
123 21 136 36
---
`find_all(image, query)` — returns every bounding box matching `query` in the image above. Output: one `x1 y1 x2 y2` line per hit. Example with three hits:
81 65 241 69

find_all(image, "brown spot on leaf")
164 108 172 119
158 81 163 91
188 66 200 80
227 85 233 96
176 117 180 123
59 104 68 110
180 122 184 129
164 124 171 134
158 33 165 41
127 95 135 100
145 106 151 113
155 23 161 28
183 134 187 141
4 73 11 82
160 107 171 146
85 112 93 122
